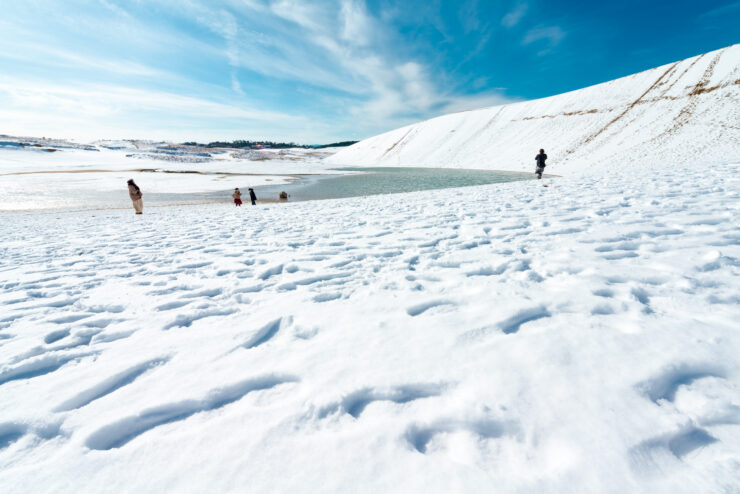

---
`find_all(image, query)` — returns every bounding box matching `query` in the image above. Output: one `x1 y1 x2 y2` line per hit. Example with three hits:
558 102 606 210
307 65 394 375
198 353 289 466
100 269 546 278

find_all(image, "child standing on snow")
535 149 547 179
248 187 257 205
232 188 242 206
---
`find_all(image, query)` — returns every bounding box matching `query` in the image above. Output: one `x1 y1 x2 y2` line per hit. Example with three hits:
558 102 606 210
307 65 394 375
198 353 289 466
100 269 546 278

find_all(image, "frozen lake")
0 167 535 211
255 167 535 202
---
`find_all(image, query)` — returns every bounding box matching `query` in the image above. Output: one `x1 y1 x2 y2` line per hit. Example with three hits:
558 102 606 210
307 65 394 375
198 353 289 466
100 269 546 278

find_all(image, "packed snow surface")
1 159 739 492
328 44 740 174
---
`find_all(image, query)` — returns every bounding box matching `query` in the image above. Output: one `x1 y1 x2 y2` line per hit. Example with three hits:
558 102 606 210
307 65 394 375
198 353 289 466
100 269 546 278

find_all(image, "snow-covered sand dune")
1 159 738 492
328 44 740 173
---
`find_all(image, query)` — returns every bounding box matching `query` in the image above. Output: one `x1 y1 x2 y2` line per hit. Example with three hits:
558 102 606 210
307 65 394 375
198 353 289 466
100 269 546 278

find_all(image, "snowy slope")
327 44 740 173
1 160 738 492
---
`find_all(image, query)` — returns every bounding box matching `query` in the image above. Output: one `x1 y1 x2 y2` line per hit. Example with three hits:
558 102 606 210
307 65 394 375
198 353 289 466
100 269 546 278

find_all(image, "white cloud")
0 41 169 78
439 92 517 115
522 25 566 55
522 25 566 46
268 0 326 31
231 73 245 95
340 0 374 46
208 0 513 132
502 4 528 28
0 77 311 142
698 1 740 19
98 0 132 19
0 0 516 141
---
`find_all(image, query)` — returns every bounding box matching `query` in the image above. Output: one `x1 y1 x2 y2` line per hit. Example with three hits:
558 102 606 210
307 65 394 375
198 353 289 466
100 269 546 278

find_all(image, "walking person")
248 187 257 206
535 149 547 179
127 179 143 214
232 188 243 206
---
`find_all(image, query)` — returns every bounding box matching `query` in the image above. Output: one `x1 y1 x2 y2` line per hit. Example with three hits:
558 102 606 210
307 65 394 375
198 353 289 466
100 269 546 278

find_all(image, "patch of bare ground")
654 51 724 140
521 108 600 121
567 61 680 153
657 53 705 97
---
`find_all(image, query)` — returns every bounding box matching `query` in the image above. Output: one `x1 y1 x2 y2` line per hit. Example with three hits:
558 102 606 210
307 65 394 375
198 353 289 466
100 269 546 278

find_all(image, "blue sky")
0 0 737 143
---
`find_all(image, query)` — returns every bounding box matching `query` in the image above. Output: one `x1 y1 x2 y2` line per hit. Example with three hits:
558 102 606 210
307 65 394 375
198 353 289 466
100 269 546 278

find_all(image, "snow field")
0 161 739 492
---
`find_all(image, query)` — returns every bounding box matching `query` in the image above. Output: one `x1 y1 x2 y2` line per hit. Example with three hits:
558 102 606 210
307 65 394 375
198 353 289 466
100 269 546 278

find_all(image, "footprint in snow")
636 363 725 404
404 416 520 454
85 374 297 450
406 299 457 317
236 316 293 350
0 421 62 450
498 305 550 334
317 383 445 419
0 352 95 387
162 307 237 330
629 363 735 471
54 357 170 411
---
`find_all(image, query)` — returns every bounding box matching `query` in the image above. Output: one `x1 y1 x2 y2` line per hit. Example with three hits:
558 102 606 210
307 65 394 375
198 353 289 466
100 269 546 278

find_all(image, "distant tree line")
181 140 358 149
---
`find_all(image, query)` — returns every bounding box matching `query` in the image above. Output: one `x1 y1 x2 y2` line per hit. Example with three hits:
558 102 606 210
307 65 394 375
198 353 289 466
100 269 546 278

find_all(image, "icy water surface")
255 167 534 201
0 167 534 211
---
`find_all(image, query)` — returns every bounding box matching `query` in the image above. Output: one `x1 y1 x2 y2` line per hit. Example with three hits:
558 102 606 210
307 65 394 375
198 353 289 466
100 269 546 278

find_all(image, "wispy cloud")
0 77 312 141
180 0 515 133
230 73 245 96
502 3 528 28
0 0 516 142
522 25 566 55
697 1 740 18
0 41 169 78
98 0 132 20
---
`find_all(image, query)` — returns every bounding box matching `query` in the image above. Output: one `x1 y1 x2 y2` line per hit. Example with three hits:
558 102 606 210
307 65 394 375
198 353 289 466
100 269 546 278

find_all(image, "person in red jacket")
232 188 243 206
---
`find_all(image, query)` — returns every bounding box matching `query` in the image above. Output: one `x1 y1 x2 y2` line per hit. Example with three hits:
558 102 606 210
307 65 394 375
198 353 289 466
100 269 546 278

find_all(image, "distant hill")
183 140 358 150
327 44 740 174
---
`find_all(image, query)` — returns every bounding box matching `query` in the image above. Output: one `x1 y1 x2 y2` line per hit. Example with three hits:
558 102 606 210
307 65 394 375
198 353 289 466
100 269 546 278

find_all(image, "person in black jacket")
535 149 547 179
248 187 257 205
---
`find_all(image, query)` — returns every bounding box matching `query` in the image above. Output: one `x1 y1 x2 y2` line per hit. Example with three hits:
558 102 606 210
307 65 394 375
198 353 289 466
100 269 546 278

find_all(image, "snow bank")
1 159 738 492
327 44 740 174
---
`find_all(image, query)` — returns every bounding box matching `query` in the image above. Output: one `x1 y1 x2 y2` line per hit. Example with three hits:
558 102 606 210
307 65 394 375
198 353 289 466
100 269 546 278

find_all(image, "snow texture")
1 158 739 492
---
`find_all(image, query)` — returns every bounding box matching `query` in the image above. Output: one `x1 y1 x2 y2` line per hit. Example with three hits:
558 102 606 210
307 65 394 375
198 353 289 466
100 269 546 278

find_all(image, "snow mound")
327 44 740 173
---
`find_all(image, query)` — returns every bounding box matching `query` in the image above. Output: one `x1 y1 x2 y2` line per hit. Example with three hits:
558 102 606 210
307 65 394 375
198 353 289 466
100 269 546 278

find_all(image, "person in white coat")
127 179 143 214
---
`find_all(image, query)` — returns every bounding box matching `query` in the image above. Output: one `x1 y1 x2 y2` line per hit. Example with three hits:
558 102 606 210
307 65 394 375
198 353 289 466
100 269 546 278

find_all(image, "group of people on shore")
232 187 257 206
125 148 548 214
126 180 258 214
